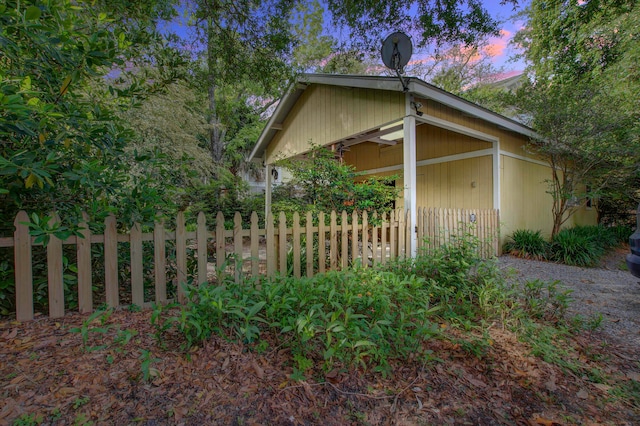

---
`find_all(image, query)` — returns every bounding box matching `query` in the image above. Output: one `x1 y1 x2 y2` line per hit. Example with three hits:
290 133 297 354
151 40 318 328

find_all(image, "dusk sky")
164 0 529 77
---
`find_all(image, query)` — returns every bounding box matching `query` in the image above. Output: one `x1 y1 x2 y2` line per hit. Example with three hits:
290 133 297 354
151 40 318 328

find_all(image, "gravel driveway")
498 252 640 352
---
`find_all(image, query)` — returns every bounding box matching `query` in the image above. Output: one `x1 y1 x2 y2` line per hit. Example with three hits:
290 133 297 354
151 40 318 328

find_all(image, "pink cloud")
491 70 522 81
483 29 511 58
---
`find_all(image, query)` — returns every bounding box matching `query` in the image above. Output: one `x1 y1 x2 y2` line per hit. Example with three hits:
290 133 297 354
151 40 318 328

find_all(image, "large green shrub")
161 267 441 374
549 228 601 267
275 146 400 216
152 228 591 379
504 229 549 260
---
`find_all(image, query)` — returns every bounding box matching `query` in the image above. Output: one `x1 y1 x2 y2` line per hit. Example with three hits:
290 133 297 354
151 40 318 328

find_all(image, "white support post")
492 139 501 211
403 115 418 257
265 157 273 220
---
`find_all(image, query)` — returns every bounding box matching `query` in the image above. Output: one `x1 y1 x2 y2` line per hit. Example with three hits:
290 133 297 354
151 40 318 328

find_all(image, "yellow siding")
266 84 405 163
359 156 493 211
416 124 492 160
343 124 491 172
561 183 599 228
416 156 493 209
500 156 555 239
500 156 597 242
570 205 598 227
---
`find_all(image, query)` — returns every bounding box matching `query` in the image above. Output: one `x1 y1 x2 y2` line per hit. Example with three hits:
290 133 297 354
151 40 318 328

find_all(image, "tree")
519 80 637 235
515 0 640 234
0 0 185 230
326 0 518 50
408 41 505 95
188 0 297 170
317 50 376 75
292 0 334 71
275 147 400 215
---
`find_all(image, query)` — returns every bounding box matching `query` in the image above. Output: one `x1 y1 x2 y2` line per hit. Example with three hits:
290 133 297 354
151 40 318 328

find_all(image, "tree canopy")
514 0 640 232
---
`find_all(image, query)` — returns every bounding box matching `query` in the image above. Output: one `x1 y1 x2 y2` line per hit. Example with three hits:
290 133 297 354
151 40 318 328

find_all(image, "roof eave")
249 73 537 162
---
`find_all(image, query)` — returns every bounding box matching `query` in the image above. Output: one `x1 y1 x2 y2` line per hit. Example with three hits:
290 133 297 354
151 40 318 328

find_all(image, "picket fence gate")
0 207 499 321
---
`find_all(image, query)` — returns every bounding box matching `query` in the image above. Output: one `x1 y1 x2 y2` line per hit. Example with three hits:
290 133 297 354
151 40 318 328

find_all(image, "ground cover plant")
1 232 639 424
505 225 633 267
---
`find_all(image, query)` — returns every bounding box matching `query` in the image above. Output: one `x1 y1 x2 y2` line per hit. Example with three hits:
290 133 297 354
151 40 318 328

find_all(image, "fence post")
362 211 368 268
77 212 93 313
216 212 225 271
14 211 33 321
130 223 143 307
154 215 167 304
176 211 187 303
390 210 397 260
234 212 243 282
372 212 379 266
495 210 501 256
47 213 64 318
405 209 412 257
278 212 287 274
318 211 326 274
104 214 118 308
305 211 313 277
266 212 276 276
250 212 259 277
293 212 301 278
380 211 388 264
341 210 348 270
398 209 405 258
197 212 207 285
351 210 359 267
330 211 338 270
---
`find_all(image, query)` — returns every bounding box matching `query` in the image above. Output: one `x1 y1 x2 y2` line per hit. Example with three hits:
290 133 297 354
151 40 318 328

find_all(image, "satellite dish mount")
381 31 413 92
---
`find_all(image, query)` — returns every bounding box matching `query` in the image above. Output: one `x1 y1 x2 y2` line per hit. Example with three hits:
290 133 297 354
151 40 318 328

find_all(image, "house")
248 73 597 255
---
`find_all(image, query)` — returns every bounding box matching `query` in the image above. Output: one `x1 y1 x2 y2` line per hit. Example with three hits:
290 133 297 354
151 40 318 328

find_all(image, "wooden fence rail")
0 207 499 321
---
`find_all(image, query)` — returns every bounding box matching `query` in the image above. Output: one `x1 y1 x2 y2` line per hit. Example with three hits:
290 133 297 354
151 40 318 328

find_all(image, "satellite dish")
381 31 412 91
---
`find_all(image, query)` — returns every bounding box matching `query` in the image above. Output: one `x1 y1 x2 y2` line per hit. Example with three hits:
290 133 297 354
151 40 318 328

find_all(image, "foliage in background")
504 225 633 267
188 0 298 173
0 0 187 230
503 229 548 260
0 0 191 316
186 170 266 228
407 40 504 95
514 0 640 235
326 0 517 50
274 147 400 217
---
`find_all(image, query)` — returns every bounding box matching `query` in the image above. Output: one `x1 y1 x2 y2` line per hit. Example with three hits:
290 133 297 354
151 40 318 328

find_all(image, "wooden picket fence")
417 207 500 257
0 207 499 322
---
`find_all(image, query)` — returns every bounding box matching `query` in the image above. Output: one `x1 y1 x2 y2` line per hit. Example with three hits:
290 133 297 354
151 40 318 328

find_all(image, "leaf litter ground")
1 306 639 425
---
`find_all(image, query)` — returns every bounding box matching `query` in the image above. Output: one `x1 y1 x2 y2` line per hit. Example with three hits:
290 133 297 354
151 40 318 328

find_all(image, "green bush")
607 225 634 245
151 229 594 378
571 225 617 250
162 267 440 374
383 230 513 326
549 228 602 266
504 229 548 260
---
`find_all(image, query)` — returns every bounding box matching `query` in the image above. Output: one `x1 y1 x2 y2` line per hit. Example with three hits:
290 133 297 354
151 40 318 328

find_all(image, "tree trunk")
207 17 224 168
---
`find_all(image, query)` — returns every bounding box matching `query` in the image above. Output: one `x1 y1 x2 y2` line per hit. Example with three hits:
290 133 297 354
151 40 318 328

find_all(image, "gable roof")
249 73 535 162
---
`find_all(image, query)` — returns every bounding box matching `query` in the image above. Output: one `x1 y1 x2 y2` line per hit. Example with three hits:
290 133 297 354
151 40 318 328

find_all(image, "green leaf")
25 6 42 21
20 76 31 91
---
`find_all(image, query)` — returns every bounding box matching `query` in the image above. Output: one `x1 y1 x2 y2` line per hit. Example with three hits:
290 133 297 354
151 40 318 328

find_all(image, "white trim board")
499 150 549 167
360 148 494 176
416 114 499 143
